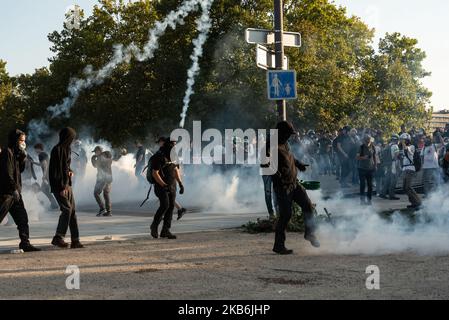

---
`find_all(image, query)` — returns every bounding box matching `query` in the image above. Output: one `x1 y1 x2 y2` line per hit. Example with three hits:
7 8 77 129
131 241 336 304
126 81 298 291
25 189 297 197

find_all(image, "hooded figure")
150 139 184 240
271 121 320 255
0 129 27 195
49 127 84 249
0 129 40 252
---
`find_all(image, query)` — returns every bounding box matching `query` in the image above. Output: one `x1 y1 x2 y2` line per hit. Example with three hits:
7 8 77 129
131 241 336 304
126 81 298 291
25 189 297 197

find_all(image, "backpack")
404 147 422 172
145 151 162 184
413 149 422 172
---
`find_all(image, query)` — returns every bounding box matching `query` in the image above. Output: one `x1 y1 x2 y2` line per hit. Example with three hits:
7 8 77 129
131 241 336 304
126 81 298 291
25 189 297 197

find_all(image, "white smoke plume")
310 185 449 255
179 0 213 128
40 0 210 125
64 139 265 213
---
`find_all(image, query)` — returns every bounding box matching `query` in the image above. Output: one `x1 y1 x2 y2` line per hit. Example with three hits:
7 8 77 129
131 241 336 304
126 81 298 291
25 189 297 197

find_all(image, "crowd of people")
2 121 448 255
285 123 449 208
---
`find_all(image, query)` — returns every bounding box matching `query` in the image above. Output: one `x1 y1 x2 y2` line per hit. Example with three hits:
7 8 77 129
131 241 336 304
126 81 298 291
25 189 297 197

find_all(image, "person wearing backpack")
399 133 422 209
421 136 440 196
380 134 401 200
150 139 184 239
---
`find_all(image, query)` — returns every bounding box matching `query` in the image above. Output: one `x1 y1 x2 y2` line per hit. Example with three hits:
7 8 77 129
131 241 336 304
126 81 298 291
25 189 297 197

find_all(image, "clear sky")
0 0 447 110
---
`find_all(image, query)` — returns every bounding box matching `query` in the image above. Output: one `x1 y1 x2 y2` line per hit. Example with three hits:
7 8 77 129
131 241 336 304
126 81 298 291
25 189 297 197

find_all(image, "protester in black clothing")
156 137 187 220
49 127 84 249
150 140 185 239
33 143 59 209
271 121 320 255
0 129 41 252
356 135 377 205
91 146 113 217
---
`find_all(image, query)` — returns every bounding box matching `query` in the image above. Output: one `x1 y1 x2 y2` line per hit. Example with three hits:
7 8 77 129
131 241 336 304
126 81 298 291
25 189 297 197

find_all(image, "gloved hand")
13 190 21 202
179 184 185 195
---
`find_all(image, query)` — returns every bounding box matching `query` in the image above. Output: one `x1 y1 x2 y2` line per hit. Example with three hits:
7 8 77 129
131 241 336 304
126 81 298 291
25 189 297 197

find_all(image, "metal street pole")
274 0 286 121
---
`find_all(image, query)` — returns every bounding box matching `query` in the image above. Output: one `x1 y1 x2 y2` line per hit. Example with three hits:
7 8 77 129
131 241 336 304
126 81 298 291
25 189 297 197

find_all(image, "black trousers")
53 187 80 241
152 184 176 232
273 183 316 250
358 168 374 201
0 194 30 244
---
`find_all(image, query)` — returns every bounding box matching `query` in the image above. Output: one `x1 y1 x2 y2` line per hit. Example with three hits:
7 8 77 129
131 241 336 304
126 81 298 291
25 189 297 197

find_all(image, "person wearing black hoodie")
0 129 41 252
150 140 184 239
272 121 320 255
49 127 84 249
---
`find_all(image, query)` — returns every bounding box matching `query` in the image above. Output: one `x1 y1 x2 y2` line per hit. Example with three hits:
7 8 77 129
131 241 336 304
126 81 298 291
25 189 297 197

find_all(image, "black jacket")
0 130 27 195
49 128 76 193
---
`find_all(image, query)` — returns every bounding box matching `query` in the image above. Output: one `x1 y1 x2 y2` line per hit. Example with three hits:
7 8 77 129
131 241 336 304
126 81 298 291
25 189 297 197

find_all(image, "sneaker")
273 247 293 255
70 241 85 249
103 211 112 217
19 242 41 252
389 196 400 200
177 208 187 221
51 236 69 248
305 234 321 248
160 230 177 239
96 209 106 217
379 195 388 199
150 225 159 239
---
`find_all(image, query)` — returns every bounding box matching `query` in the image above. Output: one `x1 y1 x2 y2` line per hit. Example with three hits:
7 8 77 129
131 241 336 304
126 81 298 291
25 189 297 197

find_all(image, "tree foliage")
0 0 432 146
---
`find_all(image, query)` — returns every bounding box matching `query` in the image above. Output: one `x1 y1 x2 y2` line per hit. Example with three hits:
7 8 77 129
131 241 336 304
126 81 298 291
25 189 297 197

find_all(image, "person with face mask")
271 121 320 255
421 136 440 196
49 127 84 249
150 140 184 239
0 129 41 252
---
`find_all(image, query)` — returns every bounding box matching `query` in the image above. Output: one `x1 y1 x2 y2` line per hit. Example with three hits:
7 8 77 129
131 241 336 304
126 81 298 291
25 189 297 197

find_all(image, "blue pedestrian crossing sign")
267 70 297 100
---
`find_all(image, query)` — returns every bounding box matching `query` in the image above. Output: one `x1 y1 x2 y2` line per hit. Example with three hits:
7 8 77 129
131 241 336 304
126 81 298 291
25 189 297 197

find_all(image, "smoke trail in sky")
42 0 207 123
179 0 213 128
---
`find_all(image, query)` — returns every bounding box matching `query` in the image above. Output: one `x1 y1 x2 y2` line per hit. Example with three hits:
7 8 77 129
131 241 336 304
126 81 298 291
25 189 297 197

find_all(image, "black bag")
145 151 162 184
404 147 422 172
413 149 422 172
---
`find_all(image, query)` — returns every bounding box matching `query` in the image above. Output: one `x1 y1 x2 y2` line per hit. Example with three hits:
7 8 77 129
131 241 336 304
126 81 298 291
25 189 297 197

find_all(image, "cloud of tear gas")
180 165 266 213
179 0 213 128
60 138 265 215
309 185 449 255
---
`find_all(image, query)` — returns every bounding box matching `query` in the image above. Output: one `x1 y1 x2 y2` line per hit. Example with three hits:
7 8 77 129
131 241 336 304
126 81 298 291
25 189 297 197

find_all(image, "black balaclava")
58 127 76 149
276 121 296 145
160 140 175 160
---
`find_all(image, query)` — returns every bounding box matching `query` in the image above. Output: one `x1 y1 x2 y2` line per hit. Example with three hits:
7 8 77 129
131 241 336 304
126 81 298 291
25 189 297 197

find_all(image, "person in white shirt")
421 136 440 196
400 133 422 209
